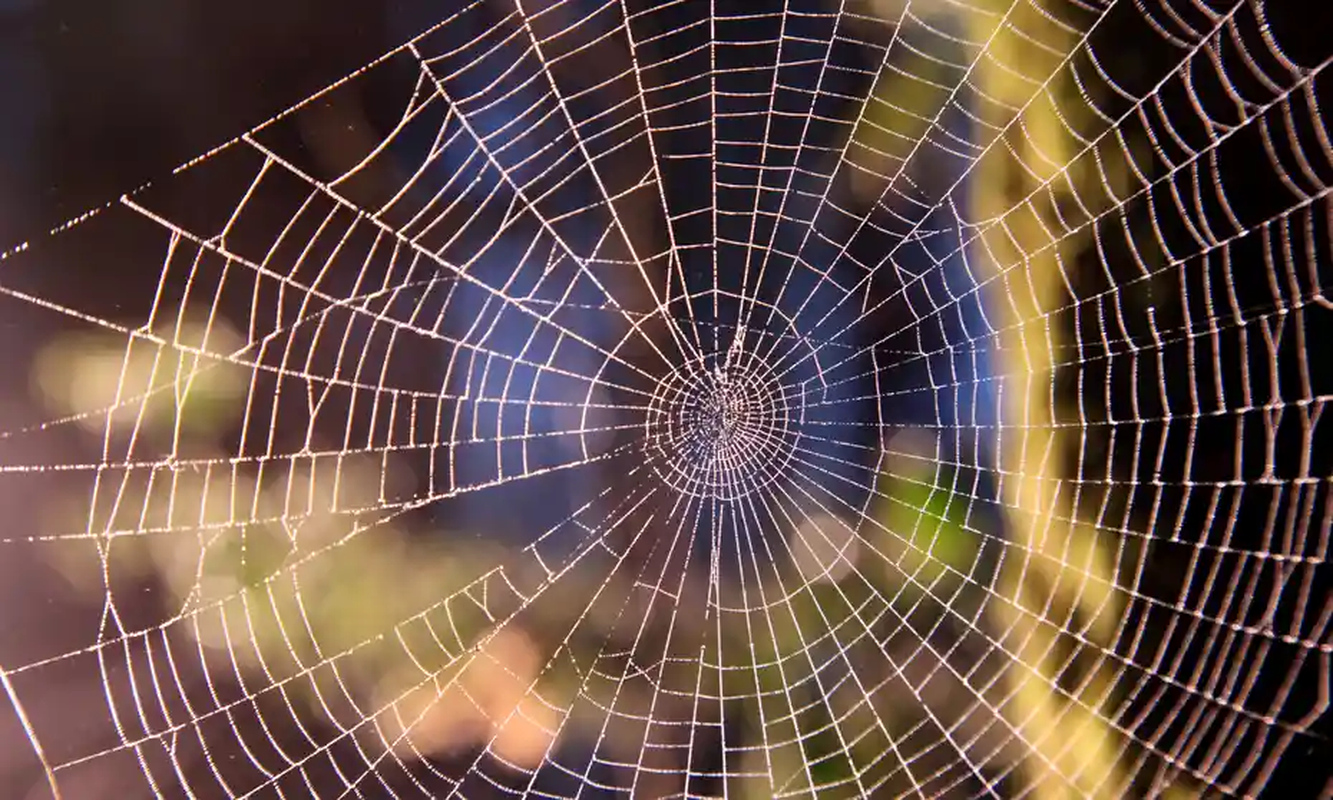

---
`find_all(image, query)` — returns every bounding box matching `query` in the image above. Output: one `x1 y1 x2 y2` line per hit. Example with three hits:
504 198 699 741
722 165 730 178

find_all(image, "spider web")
0 0 1328 797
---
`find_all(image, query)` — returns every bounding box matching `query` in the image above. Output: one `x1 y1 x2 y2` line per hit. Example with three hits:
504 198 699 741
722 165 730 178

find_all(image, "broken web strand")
330 486 667 796
402 28 700 374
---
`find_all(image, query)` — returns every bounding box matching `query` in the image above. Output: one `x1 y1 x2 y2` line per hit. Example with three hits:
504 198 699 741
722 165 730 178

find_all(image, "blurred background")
0 0 1329 798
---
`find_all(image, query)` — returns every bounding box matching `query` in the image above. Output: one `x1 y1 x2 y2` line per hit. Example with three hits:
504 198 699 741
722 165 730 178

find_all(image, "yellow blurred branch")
965 1 1146 796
